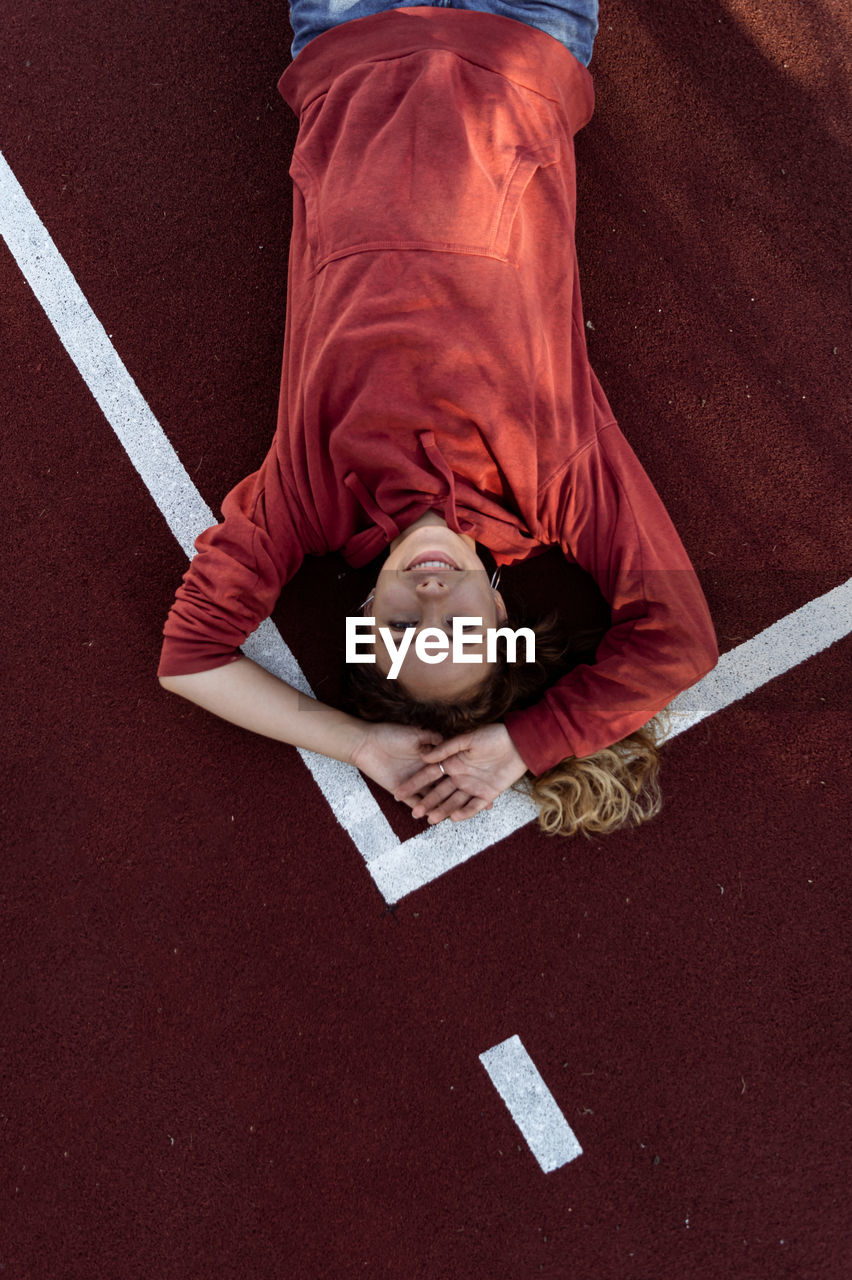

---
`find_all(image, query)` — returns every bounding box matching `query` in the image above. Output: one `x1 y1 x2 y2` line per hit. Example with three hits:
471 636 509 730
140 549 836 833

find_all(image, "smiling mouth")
405 553 461 571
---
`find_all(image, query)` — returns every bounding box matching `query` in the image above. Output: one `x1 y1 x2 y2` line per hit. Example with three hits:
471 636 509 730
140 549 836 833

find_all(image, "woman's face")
366 516 506 701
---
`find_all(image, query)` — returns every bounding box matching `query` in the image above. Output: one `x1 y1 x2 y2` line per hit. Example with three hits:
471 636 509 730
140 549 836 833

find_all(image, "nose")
413 574 451 596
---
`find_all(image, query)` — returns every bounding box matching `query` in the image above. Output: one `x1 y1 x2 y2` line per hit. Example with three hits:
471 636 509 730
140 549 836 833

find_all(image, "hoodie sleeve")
157 444 309 677
503 422 718 773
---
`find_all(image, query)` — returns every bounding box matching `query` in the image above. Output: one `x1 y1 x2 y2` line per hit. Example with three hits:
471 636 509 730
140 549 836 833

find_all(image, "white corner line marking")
363 574 852 902
3 149 850 902
480 1035 582 1173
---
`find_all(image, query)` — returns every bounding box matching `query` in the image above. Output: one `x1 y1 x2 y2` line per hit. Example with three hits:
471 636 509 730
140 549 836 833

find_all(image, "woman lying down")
158 2 718 836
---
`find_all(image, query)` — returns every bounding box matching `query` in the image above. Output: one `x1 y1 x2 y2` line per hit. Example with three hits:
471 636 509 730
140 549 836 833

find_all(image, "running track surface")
2 1 850 1276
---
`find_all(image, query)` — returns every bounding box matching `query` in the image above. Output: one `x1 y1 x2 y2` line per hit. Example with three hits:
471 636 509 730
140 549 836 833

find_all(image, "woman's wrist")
345 718 374 772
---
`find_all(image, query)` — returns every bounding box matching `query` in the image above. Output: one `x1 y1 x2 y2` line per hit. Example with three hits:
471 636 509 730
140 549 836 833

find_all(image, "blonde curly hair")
519 719 664 838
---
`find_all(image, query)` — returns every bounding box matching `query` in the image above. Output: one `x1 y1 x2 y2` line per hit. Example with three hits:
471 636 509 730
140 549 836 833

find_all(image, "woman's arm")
159 657 367 764
159 657 450 800
504 422 718 774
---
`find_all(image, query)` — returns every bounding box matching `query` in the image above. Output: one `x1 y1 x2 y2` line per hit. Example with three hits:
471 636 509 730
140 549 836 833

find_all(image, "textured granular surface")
2 2 849 1276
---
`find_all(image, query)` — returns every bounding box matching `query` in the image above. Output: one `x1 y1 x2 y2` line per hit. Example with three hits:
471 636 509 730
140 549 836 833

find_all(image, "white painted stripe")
662 577 852 738
0 149 396 859
4 149 849 902
480 1035 582 1173
0 151 214 563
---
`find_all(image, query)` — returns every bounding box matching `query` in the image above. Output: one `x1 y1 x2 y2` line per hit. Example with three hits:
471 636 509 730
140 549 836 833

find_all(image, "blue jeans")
288 0 599 66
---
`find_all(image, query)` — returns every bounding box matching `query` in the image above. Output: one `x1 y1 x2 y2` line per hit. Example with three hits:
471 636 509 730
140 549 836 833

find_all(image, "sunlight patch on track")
3 149 850 903
480 1035 582 1172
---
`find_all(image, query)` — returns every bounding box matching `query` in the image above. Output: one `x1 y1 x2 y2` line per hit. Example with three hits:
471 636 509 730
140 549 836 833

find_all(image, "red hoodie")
158 7 718 775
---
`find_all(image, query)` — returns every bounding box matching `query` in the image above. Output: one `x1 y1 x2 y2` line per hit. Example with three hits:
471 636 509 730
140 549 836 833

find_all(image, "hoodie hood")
340 429 540 567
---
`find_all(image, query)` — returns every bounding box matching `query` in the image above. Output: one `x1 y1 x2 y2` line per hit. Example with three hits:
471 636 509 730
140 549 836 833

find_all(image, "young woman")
158 1 718 835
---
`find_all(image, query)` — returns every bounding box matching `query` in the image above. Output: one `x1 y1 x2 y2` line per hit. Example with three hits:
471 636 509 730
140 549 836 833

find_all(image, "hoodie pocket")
289 55 561 271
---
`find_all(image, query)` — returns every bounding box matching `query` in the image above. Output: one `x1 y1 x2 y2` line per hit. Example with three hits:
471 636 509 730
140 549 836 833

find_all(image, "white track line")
0 148 397 860
480 1035 582 1172
3 148 850 902
663 577 851 734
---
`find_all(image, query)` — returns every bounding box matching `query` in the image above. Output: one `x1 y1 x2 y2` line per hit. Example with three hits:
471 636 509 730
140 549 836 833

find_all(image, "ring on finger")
438 762 445 775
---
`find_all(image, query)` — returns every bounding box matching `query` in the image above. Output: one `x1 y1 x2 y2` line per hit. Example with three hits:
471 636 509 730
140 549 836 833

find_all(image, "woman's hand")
350 722 446 798
394 724 528 825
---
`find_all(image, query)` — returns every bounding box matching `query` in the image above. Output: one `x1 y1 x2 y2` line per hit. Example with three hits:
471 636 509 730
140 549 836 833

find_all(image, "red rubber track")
2 1 850 1276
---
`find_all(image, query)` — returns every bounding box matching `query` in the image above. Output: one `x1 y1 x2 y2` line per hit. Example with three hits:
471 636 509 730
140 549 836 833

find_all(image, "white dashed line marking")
480 1035 582 1173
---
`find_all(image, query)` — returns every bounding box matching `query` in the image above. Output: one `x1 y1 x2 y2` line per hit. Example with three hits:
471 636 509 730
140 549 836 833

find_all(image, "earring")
490 568 502 591
359 592 375 613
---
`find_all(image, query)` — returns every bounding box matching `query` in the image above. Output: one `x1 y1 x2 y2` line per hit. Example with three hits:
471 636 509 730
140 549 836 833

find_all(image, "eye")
387 618 455 633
